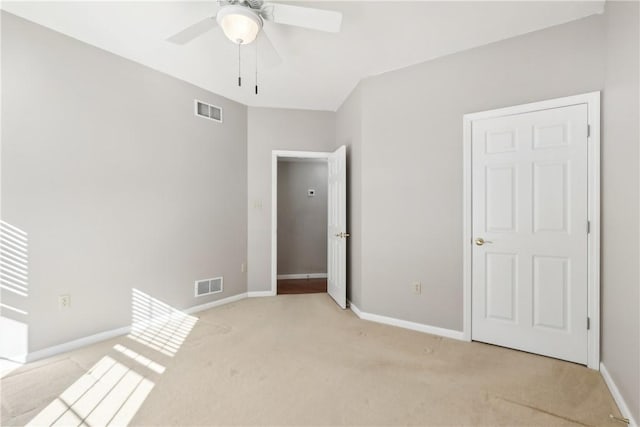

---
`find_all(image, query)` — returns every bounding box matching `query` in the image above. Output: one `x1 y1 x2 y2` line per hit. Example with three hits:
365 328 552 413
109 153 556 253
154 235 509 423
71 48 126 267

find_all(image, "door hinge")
587 317 591 330
587 124 591 138
587 220 591 234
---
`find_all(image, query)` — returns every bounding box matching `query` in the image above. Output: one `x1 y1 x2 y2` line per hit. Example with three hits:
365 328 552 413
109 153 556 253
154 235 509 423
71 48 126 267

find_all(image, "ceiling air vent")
195 100 223 123
194 277 223 297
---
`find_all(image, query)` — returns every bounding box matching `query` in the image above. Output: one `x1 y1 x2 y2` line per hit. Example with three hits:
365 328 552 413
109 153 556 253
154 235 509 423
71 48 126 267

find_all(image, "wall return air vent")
195 100 223 123
194 277 223 297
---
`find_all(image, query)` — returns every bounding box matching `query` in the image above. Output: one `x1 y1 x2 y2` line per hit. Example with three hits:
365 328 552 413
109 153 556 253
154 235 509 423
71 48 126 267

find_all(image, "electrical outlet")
58 295 70 310
241 262 247 273
412 282 421 295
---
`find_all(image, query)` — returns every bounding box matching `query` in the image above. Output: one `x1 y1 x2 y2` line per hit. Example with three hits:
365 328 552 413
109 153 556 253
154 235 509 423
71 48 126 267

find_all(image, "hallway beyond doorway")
277 278 327 295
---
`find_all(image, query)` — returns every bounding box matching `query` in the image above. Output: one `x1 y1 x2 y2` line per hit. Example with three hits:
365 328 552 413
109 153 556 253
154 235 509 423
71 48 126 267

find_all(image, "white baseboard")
26 292 251 363
247 291 276 297
2 353 28 364
184 293 248 314
601 362 638 427
27 325 131 363
276 273 327 280
348 301 465 341
349 300 363 317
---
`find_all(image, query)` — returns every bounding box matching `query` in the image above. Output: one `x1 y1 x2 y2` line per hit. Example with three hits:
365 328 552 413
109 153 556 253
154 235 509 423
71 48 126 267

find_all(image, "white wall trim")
247 291 276 297
26 292 250 363
462 91 601 370
3 353 28 364
462 112 473 342
24 290 283 364
464 92 602 121
601 362 638 427
349 301 465 341
271 150 331 297
348 300 363 317
276 273 327 280
184 292 247 314
26 325 131 363
585 92 601 371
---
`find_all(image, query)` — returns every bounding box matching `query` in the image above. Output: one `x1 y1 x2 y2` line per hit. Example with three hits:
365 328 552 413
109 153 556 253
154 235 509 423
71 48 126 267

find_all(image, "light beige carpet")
1 294 622 426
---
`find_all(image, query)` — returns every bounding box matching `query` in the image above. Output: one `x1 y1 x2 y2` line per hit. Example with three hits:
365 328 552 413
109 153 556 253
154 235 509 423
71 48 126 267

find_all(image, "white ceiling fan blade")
166 17 217 44
261 3 342 33
257 29 282 68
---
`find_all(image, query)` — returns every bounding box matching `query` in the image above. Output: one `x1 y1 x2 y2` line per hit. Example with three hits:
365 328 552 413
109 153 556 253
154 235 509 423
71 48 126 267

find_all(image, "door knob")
475 238 492 246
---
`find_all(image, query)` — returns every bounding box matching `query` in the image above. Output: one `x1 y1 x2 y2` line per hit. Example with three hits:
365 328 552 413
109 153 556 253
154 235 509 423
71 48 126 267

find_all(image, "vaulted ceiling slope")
1 1 604 111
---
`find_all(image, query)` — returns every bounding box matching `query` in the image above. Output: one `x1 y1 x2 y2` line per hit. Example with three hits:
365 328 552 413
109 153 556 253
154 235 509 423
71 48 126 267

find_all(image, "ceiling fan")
167 0 342 92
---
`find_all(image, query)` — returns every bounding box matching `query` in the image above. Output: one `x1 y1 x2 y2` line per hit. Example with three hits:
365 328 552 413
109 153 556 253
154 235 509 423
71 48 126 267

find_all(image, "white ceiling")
2 1 605 111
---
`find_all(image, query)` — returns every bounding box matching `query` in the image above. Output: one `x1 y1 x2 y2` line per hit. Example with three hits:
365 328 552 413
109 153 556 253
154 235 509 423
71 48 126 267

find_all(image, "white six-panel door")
327 145 347 309
471 104 589 364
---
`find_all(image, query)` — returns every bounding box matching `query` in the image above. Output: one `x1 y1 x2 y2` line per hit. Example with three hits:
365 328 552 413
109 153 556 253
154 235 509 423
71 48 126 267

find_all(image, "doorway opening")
276 157 328 295
271 147 347 308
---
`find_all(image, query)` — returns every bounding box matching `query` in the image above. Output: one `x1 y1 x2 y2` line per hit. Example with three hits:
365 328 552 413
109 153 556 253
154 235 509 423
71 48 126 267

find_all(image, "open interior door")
327 145 347 309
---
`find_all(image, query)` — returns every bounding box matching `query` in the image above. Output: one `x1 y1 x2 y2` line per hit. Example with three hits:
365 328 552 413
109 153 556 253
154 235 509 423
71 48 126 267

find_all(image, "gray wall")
1 12 248 352
339 6 639 420
247 107 335 292
340 14 604 330
277 161 328 275
601 1 640 422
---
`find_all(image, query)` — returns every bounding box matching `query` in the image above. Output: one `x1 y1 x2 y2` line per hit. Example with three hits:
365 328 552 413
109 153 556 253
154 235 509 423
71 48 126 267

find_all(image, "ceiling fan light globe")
217 5 262 45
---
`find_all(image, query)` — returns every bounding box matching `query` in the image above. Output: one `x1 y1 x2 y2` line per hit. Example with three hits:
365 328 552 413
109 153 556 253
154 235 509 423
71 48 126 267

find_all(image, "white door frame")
462 92 601 370
271 150 330 296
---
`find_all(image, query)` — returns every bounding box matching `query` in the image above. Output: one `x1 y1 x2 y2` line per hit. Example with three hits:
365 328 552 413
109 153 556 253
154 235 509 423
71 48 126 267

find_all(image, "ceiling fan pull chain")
238 43 242 87
255 40 259 95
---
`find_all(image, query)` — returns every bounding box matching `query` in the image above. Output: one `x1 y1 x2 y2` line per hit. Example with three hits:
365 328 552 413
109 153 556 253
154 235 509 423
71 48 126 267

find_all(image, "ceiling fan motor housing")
243 0 264 10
